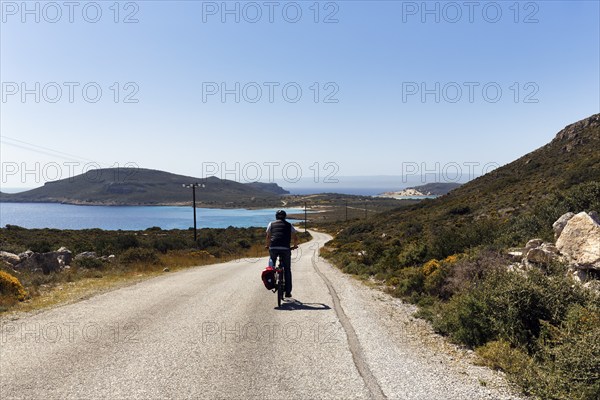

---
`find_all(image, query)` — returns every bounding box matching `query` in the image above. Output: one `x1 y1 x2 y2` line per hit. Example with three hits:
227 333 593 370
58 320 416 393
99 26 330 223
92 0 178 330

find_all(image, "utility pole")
183 183 205 241
364 200 367 219
345 199 348 221
304 202 307 233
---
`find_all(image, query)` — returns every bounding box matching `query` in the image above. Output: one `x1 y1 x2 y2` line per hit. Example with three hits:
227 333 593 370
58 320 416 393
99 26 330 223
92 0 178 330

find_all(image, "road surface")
0 231 523 399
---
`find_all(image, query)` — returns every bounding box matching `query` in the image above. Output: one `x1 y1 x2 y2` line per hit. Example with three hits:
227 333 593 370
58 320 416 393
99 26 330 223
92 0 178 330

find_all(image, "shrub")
74 257 105 270
476 340 532 376
152 237 188 253
0 270 27 301
434 290 492 347
391 267 425 298
119 248 160 265
113 234 139 251
531 305 600 400
27 239 53 253
397 241 427 267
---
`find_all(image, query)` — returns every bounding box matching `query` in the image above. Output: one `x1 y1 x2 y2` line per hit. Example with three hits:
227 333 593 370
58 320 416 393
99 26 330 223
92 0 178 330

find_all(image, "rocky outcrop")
508 211 600 289
15 248 73 274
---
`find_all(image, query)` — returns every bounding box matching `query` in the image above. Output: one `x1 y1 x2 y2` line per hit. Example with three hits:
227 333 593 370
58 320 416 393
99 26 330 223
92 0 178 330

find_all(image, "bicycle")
270 245 298 308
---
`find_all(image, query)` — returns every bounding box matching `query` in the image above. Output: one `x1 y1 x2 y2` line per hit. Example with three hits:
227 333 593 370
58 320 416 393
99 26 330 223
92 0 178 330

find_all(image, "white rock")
0 251 21 266
556 211 600 267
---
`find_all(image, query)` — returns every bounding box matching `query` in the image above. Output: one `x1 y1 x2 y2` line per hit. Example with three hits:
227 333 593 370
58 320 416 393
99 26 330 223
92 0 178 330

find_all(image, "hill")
330 113 600 257
0 168 288 208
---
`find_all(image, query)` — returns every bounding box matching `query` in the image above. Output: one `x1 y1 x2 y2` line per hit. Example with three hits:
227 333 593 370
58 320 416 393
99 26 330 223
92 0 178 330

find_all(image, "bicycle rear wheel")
277 270 284 307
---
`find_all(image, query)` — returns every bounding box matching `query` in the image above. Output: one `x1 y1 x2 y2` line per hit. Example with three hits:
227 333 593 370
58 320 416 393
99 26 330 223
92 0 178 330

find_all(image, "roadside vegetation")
0 226 311 314
322 181 600 400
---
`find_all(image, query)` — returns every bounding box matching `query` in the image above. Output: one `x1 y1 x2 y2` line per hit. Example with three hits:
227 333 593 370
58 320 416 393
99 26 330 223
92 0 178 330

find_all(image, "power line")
1 135 109 166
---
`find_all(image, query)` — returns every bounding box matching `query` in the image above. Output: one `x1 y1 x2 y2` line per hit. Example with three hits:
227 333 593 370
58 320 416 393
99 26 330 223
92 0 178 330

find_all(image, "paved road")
0 231 522 399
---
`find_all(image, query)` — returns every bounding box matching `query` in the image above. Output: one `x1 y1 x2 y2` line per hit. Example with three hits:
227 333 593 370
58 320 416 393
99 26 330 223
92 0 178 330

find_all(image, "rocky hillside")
330 113 600 260
0 168 288 207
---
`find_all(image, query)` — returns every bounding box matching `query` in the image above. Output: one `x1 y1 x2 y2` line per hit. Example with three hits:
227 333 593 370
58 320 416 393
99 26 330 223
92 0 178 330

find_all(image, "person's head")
275 210 287 220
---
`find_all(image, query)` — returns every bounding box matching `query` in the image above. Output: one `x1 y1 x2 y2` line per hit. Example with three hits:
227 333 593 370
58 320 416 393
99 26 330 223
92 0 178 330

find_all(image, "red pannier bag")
261 266 276 290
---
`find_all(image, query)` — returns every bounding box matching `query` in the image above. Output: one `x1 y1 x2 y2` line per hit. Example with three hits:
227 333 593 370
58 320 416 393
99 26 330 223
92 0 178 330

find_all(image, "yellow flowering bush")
0 270 27 301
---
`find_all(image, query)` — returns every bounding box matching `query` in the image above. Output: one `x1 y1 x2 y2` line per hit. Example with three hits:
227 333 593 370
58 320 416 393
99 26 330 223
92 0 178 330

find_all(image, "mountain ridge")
0 168 289 208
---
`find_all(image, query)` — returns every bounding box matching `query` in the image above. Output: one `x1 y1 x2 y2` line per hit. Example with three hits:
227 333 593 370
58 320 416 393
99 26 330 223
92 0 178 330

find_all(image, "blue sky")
1 1 599 190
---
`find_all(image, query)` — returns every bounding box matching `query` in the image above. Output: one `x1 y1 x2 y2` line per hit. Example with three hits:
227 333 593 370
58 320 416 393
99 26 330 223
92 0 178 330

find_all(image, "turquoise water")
0 203 307 230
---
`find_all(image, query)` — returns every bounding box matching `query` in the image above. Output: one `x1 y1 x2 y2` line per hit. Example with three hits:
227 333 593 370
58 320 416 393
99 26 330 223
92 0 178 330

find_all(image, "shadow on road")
276 299 331 311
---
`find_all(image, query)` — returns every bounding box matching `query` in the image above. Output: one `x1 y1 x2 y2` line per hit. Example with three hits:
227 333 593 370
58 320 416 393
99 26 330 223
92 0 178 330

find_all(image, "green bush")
26 239 53 253
434 289 492 347
113 234 139 251
530 305 600 400
119 248 160 265
74 257 105 270
391 267 425 298
397 241 427 267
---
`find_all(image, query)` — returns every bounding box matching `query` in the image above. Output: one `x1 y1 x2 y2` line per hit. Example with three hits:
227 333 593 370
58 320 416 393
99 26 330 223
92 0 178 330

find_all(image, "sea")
0 203 309 231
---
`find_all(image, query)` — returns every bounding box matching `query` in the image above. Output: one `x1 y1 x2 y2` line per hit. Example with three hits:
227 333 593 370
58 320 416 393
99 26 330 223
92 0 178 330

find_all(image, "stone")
526 248 556 265
75 251 97 260
107 255 116 262
0 251 21 266
583 280 600 293
540 243 559 254
556 212 600 268
553 212 575 239
525 239 544 250
57 247 71 253
507 250 524 261
18 250 34 261
163 267 170 272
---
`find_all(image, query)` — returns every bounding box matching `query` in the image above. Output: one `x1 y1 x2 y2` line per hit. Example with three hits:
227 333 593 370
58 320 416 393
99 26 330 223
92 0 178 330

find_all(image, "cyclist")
265 210 299 298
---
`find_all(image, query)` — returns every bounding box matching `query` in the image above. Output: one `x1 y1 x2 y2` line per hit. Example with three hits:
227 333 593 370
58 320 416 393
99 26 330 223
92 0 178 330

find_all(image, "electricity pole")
345 199 348 221
304 202 307 233
183 183 205 241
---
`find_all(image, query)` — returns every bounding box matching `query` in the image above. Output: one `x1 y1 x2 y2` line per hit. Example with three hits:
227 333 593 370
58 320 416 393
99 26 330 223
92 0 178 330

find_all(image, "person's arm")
265 222 272 249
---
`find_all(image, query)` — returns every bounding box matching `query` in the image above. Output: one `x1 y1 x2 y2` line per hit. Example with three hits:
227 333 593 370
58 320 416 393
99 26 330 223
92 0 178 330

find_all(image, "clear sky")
1 0 599 190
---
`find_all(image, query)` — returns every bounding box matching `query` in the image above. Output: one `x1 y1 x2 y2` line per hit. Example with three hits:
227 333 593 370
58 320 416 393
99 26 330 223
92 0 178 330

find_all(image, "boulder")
556 211 600 268
552 212 575 239
0 251 21 266
16 249 73 274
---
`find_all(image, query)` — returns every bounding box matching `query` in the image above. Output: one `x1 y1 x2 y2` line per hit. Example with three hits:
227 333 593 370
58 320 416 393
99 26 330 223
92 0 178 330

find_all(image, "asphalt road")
0 231 523 399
